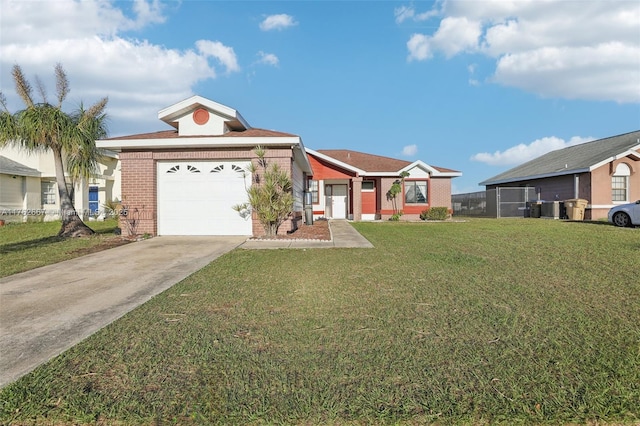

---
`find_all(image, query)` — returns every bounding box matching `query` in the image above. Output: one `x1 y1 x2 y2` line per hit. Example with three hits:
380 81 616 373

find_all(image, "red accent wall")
308 155 356 179
362 191 376 214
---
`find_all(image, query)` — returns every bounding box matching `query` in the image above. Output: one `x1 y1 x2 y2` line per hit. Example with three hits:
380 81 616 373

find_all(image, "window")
362 181 375 191
308 180 319 203
612 164 630 202
41 181 56 205
404 181 427 204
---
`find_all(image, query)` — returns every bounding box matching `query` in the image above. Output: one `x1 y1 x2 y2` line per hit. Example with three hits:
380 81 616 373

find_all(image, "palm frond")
35 76 48 103
12 65 34 108
55 63 69 108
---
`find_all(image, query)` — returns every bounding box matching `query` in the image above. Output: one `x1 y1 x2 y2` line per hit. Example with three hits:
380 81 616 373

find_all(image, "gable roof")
101 128 297 142
158 95 250 131
0 156 41 177
307 149 461 177
479 130 640 186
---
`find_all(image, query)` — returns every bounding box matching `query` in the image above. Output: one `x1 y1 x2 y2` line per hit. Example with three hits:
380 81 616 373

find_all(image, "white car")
608 200 640 227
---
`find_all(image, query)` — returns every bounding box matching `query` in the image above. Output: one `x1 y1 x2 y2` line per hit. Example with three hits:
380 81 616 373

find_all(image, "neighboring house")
97 96 312 237
479 130 640 220
306 149 461 221
0 146 120 223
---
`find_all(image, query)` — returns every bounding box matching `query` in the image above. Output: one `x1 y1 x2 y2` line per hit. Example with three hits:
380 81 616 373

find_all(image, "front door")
326 184 347 219
89 186 99 216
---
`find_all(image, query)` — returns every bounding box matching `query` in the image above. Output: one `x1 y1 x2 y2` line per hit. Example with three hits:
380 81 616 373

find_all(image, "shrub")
389 211 403 221
420 207 450 221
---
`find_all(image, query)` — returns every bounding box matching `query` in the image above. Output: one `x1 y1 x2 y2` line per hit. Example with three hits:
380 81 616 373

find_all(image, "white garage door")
157 161 252 235
0 175 24 209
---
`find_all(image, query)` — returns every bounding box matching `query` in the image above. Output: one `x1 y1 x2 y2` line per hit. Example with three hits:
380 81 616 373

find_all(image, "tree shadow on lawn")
0 226 117 254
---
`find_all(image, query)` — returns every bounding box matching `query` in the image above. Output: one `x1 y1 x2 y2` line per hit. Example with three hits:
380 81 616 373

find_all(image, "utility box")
529 201 542 218
541 201 561 219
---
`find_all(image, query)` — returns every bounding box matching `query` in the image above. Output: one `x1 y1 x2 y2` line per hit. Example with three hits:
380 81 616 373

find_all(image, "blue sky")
1 0 639 193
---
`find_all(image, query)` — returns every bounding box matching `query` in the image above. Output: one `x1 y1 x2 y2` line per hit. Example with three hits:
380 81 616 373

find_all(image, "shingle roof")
317 149 410 172
0 156 41 177
479 130 640 186
316 149 458 174
102 127 298 141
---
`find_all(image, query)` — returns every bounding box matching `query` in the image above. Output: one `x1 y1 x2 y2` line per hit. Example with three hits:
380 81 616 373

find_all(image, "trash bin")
564 199 587 220
304 191 314 225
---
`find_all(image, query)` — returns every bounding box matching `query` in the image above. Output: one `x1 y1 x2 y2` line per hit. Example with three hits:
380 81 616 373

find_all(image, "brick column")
351 177 362 221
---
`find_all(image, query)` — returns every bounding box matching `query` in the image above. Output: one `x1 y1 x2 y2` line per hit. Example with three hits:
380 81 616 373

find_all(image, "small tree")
386 171 410 220
233 146 293 237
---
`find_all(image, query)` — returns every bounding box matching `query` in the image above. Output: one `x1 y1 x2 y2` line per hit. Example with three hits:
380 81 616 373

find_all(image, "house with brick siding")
97 96 461 236
479 130 640 220
306 149 461 221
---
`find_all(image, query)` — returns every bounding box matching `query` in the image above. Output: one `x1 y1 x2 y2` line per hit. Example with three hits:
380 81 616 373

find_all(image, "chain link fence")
453 187 539 218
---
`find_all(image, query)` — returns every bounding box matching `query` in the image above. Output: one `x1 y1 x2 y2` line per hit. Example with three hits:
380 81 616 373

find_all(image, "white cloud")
408 17 481 61
402 0 640 103
395 4 439 23
402 144 418 156
471 136 593 166
196 40 240 74
394 5 415 24
0 0 240 136
407 34 431 61
256 51 279 67
259 14 297 31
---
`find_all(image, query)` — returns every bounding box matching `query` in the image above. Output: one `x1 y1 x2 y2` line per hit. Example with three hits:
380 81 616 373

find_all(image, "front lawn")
1 219 638 424
0 219 122 278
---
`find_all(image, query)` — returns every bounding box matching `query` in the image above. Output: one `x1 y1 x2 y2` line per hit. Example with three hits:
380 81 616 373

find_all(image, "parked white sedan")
608 200 640 227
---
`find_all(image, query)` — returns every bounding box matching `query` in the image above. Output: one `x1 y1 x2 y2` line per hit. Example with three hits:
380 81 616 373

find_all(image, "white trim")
361 214 376 220
401 160 462 177
589 146 640 171
97 136 302 151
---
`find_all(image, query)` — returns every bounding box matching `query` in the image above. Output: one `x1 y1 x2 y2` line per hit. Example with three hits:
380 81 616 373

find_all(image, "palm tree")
0 64 109 237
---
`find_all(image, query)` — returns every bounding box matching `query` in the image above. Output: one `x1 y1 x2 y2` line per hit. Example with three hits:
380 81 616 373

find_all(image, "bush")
420 207 450 221
389 211 403 221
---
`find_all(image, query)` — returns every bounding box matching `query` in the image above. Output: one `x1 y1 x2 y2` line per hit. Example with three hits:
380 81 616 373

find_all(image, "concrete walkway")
0 220 372 387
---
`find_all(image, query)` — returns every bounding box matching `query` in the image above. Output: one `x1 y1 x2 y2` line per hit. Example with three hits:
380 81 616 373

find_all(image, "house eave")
97 136 302 151
589 147 640 171
400 160 462 178
479 168 590 186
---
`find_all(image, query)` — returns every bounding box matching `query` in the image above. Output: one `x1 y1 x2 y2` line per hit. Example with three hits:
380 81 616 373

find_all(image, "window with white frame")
404 180 428 204
362 180 375 191
308 180 319 203
612 163 630 202
41 181 56 205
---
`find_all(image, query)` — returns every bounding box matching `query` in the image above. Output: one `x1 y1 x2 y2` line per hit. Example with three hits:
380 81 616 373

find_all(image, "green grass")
0 219 120 278
1 219 639 425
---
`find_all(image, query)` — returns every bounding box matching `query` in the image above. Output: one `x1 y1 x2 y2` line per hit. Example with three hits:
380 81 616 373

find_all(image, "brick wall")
430 178 452 208
119 151 156 236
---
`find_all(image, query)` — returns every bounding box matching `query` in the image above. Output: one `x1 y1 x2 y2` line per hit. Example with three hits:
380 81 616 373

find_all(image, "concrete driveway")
0 236 246 387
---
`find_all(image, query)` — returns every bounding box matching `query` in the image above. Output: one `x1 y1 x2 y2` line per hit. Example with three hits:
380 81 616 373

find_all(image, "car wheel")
612 211 631 227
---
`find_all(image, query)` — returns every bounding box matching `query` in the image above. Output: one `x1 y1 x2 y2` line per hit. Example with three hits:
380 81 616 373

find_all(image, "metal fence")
452 187 538 218
451 191 489 217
